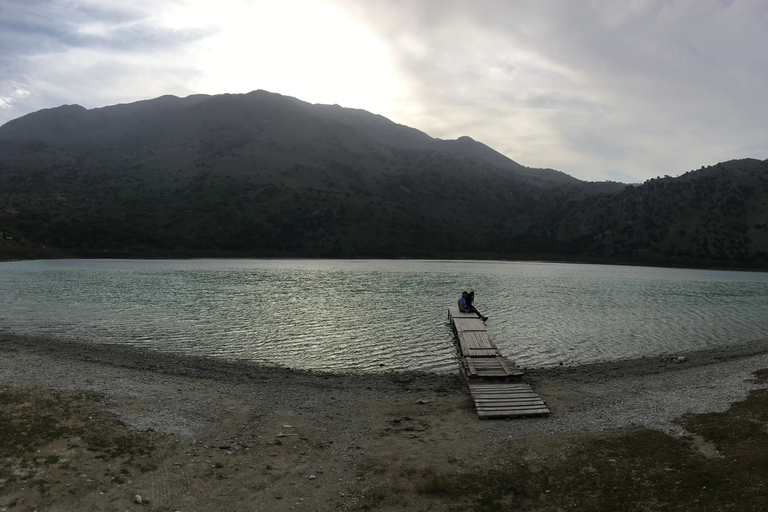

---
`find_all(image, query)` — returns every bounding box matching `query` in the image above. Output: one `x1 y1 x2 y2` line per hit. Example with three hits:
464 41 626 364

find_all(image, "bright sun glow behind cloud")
1 0 766 182
160 0 403 117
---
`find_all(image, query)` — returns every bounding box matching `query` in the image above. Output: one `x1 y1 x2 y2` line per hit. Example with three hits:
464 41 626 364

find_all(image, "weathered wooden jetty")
448 306 549 419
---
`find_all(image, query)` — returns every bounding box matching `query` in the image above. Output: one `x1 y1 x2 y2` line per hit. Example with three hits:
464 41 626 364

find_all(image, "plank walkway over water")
449 306 549 419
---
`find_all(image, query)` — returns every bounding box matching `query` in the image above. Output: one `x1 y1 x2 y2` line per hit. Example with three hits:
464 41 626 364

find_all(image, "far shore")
2 332 768 510
3 246 768 272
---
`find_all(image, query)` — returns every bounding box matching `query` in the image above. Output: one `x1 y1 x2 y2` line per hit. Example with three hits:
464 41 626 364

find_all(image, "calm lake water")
1 259 767 372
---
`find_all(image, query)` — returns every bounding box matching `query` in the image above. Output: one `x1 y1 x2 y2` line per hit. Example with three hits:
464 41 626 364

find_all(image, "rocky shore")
2 332 768 511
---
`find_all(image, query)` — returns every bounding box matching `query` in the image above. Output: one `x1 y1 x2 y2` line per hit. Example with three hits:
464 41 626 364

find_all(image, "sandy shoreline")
3 332 768 510
4 332 768 435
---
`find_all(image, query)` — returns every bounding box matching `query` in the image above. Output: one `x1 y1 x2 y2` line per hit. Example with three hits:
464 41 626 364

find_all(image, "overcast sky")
1 0 766 183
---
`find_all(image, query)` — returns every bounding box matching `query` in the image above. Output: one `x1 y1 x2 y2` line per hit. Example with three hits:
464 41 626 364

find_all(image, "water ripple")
1 259 767 371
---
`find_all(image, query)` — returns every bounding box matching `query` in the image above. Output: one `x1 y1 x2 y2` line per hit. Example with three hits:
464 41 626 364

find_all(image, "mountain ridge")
0 90 765 267
0 90 578 186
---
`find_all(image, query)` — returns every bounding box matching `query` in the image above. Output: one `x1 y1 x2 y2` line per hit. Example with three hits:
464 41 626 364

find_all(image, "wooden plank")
478 414 548 420
448 306 477 318
474 403 547 411
453 317 486 332
466 353 499 359
472 389 536 394
471 368 508 374
471 368 509 374
469 383 549 417
475 406 546 413
465 357 520 379
465 357 478 377
473 399 545 405
472 395 541 401
469 387 541 395
469 384 535 391
471 386 535 390
496 356 513 376
476 406 549 414
471 390 540 395
459 349 498 359
456 333 470 356
498 357 524 378
474 347 500 355
450 308 549 420
464 331 494 347
477 409 549 418
469 383 531 390
474 401 546 408
464 331 497 351
472 391 539 396
477 413 548 419
471 387 535 392
470 383 530 388
469 357 506 364
473 392 531 396
477 409 549 416
467 348 499 356
467 349 500 357
471 392 541 399
469 382 540 400
475 404 547 410
457 333 499 358
476 408 548 415
471 360 507 368
477 411 549 417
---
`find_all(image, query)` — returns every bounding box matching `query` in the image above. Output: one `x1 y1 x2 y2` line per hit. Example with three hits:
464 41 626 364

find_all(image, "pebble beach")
2 332 768 510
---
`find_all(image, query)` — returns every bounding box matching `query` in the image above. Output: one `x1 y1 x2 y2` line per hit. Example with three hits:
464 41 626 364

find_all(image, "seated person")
458 291 487 321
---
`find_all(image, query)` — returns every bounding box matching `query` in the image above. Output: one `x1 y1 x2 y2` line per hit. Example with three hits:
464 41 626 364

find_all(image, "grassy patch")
0 386 168 497
0 390 71 457
354 369 768 511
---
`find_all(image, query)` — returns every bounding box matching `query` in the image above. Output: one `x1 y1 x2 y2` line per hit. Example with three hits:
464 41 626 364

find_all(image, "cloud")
0 0 400 127
0 86 31 110
183 0 403 116
0 0 208 122
1 0 766 182
338 0 768 181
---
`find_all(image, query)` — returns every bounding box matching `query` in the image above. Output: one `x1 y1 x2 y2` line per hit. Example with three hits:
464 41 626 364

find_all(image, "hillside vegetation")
0 90 766 267
542 159 768 266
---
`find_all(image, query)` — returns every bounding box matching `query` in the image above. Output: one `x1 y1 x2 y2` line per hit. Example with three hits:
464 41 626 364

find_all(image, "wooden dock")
448 306 549 419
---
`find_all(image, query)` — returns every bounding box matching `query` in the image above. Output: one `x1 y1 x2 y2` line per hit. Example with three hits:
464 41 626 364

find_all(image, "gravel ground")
3 332 768 441
501 339 768 439
4 332 768 511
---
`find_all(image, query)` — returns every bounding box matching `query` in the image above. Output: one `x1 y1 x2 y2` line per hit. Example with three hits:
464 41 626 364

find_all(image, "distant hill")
538 158 768 266
0 90 765 267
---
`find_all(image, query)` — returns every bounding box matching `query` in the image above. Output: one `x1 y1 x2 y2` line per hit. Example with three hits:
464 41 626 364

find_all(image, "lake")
1 259 767 372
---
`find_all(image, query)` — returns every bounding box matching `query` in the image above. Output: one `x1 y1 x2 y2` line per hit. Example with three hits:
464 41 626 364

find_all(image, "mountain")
0 90 582 204
538 158 768 265
0 90 610 257
0 90 765 268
